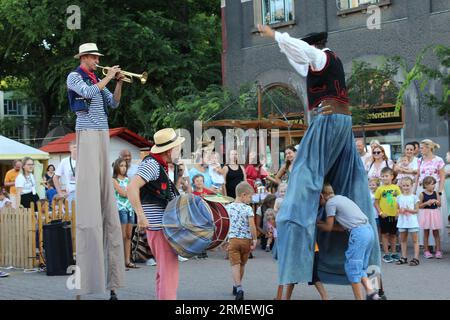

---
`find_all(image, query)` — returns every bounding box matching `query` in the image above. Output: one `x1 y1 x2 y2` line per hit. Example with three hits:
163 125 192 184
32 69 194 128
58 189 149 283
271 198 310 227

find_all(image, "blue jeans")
345 224 374 283
276 113 381 285
119 209 136 225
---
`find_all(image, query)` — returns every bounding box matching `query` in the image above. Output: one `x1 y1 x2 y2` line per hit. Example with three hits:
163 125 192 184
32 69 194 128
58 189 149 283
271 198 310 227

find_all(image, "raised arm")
257 24 327 72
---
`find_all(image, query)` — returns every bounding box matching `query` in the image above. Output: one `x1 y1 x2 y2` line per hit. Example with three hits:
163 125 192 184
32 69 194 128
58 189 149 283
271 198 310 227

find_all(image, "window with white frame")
337 0 381 11
4 99 22 115
28 103 41 116
254 0 295 26
5 126 22 139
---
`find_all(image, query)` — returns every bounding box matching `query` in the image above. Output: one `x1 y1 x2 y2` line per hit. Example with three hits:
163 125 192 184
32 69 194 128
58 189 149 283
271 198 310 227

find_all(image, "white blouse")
274 31 328 77
365 159 395 180
15 173 37 195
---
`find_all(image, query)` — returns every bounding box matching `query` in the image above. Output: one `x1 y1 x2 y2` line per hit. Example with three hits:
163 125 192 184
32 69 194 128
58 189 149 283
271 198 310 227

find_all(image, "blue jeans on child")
345 224 374 283
119 209 136 225
276 113 381 285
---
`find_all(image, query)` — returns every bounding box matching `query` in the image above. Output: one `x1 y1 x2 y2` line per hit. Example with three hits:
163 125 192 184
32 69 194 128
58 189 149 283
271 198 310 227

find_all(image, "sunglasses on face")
372 151 382 155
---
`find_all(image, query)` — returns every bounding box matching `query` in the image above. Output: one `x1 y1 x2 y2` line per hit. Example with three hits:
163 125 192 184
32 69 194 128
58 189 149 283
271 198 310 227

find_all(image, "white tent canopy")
0 135 49 160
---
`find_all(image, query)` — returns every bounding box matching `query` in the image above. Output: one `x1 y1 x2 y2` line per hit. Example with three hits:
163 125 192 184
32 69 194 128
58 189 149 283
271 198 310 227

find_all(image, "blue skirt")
276 113 381 285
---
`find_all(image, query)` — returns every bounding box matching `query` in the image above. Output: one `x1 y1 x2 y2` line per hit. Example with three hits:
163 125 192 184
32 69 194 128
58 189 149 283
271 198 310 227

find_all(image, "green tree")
347 58 399 143
0 0 222 139
153 83 258 133
396 45 450 148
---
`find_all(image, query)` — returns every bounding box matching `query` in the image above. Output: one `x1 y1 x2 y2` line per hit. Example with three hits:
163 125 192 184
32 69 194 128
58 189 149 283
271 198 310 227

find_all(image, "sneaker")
435 251 443 259
109 291 118 301
265 246 270 252
390 253 400 261
232 286 237 296
235 289 244 300
249 252 254 259
178 256 189 262
0 271 9 278
366 292 381 300
424 251 433 259
146 258 157 266
382 254 393 263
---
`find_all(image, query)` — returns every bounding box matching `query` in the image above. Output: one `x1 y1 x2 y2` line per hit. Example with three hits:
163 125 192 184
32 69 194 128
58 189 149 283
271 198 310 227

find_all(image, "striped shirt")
67 72 119 130
138 158 175 231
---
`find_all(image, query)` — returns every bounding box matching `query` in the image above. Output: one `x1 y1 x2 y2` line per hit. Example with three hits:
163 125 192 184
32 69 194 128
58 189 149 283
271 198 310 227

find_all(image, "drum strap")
161 167 180 198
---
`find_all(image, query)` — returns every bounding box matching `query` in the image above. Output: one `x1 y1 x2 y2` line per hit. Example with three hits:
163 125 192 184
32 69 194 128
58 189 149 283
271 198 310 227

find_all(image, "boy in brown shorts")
225 181 258 300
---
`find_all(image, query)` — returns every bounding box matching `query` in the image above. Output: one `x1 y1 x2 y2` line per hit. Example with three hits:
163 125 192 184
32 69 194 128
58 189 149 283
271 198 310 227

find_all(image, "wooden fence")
0 199 76 269
0 207 36 269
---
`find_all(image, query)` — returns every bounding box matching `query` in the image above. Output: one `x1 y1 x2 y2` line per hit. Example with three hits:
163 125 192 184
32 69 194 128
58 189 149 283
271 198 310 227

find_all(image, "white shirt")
15 173 37 195
396 194 420 229
396 157 419 184
275 31 328 77
55 157 77 194
168 166 189 183
360 152 372 166
365 159 395 180
127 163 139 179
208 164 225 185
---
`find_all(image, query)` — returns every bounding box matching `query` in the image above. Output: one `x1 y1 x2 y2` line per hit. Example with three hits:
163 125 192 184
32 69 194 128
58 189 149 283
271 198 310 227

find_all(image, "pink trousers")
146 230 179 300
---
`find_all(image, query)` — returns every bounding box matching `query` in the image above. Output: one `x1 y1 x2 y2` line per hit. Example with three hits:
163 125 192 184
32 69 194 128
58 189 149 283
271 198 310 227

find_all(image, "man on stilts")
67 43 126 300
257 25 383 299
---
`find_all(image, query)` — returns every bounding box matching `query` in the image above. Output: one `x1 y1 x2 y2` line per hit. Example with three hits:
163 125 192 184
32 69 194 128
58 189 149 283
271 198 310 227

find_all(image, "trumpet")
96 65 148 84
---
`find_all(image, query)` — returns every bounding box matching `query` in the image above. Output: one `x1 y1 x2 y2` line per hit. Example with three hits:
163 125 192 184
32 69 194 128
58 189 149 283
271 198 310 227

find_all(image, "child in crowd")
225 182 257 300
318 183 380 300
419 176 443 259
0 191 12 277
368 178 381 236
274 182 287 213
264 209 277 252
45 179 58 208
375 167 401 263
256 194 277 250
192 174 215 197
0 191 12 210
276 182 287 198
395 157 413 185
208 152 225 194
112 157 138 269
396 177 420 266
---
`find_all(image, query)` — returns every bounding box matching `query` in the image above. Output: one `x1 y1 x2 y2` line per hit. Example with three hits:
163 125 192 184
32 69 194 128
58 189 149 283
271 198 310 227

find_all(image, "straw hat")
74 43 104 59
151 128 185 154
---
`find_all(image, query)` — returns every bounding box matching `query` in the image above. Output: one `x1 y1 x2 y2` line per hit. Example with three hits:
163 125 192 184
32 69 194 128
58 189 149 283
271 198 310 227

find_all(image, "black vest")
306 50 349 110
140 155 177 207
67 66 109 114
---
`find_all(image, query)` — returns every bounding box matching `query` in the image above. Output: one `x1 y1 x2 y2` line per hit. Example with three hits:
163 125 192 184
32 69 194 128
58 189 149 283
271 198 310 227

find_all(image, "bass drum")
163 194 214 258
204 200 229 250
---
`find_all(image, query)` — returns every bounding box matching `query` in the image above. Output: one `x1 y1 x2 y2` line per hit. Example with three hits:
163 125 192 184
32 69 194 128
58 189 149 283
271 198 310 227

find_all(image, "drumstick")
147 224 179 228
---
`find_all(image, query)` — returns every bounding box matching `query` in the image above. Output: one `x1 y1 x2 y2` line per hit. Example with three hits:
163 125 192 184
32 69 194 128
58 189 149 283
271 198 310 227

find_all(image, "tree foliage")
0 0 222 139
347 58 399 127
396 45 450 118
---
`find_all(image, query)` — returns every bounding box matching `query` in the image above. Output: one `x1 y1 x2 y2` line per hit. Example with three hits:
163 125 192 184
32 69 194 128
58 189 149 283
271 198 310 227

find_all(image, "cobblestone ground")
1 241 449 300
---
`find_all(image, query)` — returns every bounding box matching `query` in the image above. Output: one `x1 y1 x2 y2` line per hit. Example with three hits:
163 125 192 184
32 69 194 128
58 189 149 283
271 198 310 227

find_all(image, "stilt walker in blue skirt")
257 24 383 299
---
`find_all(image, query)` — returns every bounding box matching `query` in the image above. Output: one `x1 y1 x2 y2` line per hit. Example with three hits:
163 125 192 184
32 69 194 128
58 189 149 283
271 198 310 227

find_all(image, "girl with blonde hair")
415 139 447 249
